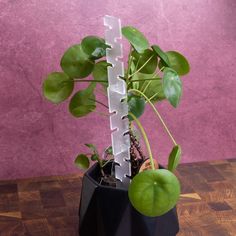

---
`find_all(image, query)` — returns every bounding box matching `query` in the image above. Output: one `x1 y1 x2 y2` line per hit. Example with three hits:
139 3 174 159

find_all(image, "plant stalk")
129 112 155 170
129 89 177 146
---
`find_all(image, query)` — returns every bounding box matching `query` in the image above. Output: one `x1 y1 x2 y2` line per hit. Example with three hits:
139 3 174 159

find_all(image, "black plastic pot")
79 163 179 236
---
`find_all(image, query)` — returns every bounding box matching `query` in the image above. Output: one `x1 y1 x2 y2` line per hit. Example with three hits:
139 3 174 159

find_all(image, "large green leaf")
128 169 180 217
81 36 108 59
43 72 74 104
122 26 149 53
128 92 145 121
163 68 182 108
69 83 96 117
60 44 94 78
168 145 181 172
75 154 89 170
131 49 157 74
152 45 170 67
161 51 190 76
92 60 109 90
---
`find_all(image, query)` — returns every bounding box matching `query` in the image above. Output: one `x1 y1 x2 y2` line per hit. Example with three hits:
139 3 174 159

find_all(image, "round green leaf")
81 36 108 59
43 72 74 104
60 44 94 78
122 26 149 53
131 49 157 74
69 83 96 117
163 68 182 108
128 93 145 121
165 51 190 76
75 154 89 170
152 45 170 67
168 145 181 172
92 60 110 90
128 169 180 217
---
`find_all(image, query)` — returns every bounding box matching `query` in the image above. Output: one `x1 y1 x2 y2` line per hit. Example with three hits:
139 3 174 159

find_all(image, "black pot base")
79 163 179 236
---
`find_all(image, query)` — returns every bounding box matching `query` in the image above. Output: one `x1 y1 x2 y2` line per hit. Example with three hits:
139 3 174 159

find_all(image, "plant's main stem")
129 89 177 146
129 112 155 170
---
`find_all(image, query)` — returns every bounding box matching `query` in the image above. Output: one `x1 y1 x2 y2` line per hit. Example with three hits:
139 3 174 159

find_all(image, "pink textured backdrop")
0 0 235 179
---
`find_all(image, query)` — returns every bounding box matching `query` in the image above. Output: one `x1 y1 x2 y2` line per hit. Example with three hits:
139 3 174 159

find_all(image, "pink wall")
0 0 235 179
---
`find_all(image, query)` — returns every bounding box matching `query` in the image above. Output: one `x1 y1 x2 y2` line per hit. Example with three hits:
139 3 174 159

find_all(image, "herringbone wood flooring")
0 159 235 235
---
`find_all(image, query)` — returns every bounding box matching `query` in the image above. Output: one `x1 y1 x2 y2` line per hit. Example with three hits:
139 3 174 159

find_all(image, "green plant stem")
88 98 108 109
98 158 105 177
73 79 108 83
148 91 160 101
141 67 164 92
128 55 154 79
129 112 155 170
129 77 161 83
129 88 177 146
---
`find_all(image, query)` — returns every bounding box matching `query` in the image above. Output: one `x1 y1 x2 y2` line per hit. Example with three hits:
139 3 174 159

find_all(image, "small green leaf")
152 45 170 67
85 143 98 154
43 72 74 104
168 145 181 172
91 154 99 161
127 92 145 121
122 26 149 53
131 49 157 74
163 51 190 76
69 83 96 117
105 146 113 155
128 169 180 217
81 36 108 59
92 60 110 90
163 68 182 108
60 44 94 78
75 154 90 170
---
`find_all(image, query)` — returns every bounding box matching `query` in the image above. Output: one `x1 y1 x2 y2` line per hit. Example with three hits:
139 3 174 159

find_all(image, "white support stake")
103 15 131 187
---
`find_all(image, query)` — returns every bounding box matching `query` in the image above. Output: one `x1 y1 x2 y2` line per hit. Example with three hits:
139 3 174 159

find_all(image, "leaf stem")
128 55 154 79
88 98 109 109
129 77 161 83
73 79 108 83
129 112 155 170
129 89 177 146
147 91 160 102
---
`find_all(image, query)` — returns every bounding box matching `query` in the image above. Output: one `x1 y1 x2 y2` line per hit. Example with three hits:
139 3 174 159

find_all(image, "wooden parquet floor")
0 159 235 235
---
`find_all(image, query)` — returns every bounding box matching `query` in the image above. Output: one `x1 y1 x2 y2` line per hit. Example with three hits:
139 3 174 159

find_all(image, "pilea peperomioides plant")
42 26 190 217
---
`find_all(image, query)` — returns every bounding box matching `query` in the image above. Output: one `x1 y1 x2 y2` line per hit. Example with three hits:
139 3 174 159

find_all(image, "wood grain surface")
0 159 235 235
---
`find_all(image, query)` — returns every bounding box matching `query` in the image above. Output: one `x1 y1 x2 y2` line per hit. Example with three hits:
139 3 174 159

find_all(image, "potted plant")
42 18 190 236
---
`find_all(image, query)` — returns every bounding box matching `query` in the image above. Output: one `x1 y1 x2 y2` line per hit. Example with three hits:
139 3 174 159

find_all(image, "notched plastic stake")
104 15 131 187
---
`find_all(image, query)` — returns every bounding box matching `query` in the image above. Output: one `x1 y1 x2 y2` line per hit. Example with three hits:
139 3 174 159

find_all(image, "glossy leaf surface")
60 44 94 78
128 92 145 121
81 36 108 59
75 154 89 170
128 169 180 217
163 51 190 76
163 68 182 107
69 83 96 117
43 72 74 104
168 145 181 172
122 26 149 53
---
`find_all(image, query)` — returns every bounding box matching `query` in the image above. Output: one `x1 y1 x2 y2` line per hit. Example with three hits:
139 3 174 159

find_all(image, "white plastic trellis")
103 15 131 187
